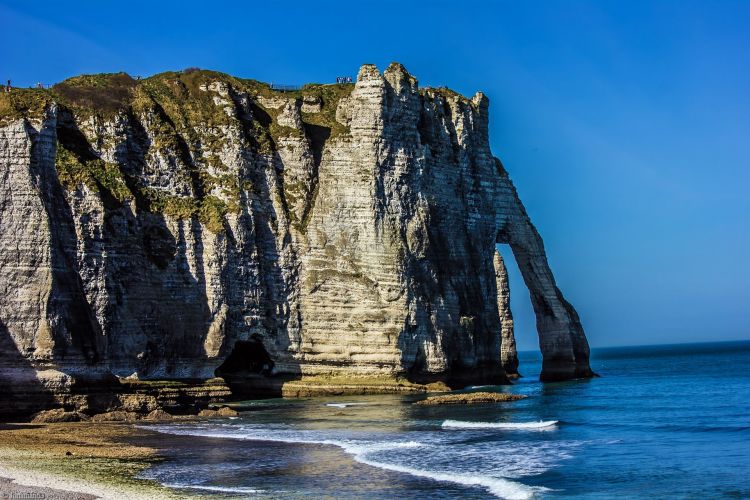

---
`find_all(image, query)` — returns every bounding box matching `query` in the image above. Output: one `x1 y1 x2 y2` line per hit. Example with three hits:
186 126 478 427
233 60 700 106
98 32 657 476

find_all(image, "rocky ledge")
30 404 238 423
414 392 527 405
0 63 592 419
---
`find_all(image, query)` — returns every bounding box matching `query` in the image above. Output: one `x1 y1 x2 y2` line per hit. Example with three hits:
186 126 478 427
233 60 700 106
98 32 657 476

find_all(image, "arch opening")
496 244 541 378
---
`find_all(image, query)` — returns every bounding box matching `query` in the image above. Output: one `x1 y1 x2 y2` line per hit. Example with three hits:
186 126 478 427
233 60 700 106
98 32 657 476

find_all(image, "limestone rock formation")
495 250 518 377
0 64 592 417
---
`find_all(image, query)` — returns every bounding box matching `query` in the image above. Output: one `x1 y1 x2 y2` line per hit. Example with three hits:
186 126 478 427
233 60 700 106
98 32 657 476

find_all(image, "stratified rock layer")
0 64 592 416
495 250 518 376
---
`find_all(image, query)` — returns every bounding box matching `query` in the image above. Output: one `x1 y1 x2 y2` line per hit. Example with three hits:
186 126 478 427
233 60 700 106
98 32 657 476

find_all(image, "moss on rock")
0 89 52 125
52 73 138 118
2 68 357 235
414 392 526 405
55 144 132 202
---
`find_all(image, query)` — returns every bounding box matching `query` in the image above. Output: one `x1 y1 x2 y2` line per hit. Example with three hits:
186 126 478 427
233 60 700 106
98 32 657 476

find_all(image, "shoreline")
0 389 525 499
0 423 190 500
0 380 454 498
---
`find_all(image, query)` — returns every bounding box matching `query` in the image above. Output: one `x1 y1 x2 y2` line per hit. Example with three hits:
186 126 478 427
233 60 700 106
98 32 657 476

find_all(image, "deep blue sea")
140 341 750 499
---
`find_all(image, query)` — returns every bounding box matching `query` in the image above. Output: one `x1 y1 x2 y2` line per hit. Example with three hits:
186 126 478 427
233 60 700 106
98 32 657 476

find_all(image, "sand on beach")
0 423 183 500
1 466 111 500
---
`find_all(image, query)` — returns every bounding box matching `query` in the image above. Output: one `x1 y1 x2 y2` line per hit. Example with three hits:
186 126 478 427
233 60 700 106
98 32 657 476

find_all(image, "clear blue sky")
1 0 748 349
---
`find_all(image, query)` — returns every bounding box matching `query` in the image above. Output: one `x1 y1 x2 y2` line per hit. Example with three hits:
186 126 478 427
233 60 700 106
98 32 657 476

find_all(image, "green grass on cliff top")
0 68 476 234
0 67 476 125
0 69 359 234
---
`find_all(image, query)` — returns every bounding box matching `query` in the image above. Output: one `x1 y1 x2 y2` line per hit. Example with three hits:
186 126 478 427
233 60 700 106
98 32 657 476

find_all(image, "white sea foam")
442 419 558 430
325 402 370 408
353 457 544 500
163 483 265 494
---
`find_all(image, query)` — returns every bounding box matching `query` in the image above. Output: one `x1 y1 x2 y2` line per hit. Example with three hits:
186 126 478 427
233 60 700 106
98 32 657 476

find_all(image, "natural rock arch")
0 63 596 420
493 160 593 381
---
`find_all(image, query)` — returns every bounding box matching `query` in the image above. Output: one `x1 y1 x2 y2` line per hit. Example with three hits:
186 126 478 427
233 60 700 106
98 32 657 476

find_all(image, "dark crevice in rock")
142 223 177 269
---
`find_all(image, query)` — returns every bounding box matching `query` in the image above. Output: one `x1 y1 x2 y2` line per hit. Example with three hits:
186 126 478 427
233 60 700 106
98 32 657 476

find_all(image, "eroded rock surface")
415 392 526 406
495 250 518 377
0 64 592 417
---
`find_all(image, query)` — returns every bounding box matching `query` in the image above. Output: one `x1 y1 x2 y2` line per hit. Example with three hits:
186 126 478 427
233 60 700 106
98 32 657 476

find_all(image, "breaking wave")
442 419 559 430
350 457 544 499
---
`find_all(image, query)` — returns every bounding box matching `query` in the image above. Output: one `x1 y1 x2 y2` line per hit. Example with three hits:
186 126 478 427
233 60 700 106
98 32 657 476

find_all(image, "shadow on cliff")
33 113 103 365
97 96 304 392
0 319 56 420
215 150 304 397
397 219 508 389
103 107 214 377
208 97 312 397
390 80 508 389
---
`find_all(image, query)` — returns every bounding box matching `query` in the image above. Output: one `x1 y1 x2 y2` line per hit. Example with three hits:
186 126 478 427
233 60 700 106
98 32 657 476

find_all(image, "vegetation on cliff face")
299 83 353 140
0 89 52 125
2 68 480 240
3 67 477 238
1 69 356 233
53 72 139 117
55 144 132 202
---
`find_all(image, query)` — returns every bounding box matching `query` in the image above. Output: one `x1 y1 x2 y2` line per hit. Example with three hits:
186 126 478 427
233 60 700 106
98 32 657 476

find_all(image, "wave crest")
442 419 558 430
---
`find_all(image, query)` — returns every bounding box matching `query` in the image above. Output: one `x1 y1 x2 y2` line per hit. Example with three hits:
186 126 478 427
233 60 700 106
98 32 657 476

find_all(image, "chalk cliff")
0 64 592 417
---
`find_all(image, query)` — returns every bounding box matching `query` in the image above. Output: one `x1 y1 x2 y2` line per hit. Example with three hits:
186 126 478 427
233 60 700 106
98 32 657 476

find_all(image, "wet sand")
1 470 98 500
0 422 184 499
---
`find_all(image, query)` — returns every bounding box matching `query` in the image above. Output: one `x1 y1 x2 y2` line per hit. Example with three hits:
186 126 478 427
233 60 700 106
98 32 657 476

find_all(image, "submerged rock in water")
424 381 452 392
414 392 526 405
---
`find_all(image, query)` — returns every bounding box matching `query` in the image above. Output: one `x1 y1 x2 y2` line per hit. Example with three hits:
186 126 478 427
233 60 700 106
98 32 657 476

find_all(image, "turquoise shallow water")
140 341 750 498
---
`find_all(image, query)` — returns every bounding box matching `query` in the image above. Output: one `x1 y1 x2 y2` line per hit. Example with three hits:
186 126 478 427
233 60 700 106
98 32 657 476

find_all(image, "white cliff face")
0 64 591 413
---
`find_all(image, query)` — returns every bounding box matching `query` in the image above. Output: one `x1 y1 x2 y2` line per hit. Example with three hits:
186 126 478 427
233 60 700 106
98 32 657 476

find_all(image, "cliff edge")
0 63 592 417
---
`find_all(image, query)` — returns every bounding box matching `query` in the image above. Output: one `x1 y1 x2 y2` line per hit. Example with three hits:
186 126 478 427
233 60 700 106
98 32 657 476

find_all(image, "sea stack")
0 63 592 418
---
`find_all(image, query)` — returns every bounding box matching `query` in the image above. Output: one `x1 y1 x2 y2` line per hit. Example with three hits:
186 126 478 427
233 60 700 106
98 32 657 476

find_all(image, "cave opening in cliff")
215 338 274 377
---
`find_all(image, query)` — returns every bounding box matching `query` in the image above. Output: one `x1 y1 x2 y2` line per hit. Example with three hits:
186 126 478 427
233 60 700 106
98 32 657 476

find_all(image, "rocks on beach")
143 409 173 421
91 411 141 422
198 406 239 418
30 409 89 423
28 405 240 423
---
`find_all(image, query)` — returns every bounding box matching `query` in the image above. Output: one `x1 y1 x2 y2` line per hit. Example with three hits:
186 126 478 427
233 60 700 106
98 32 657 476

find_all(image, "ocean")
138 341 750 498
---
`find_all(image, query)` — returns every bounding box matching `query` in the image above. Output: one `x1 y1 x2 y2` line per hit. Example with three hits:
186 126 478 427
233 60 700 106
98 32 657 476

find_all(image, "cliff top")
0 63 481 125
